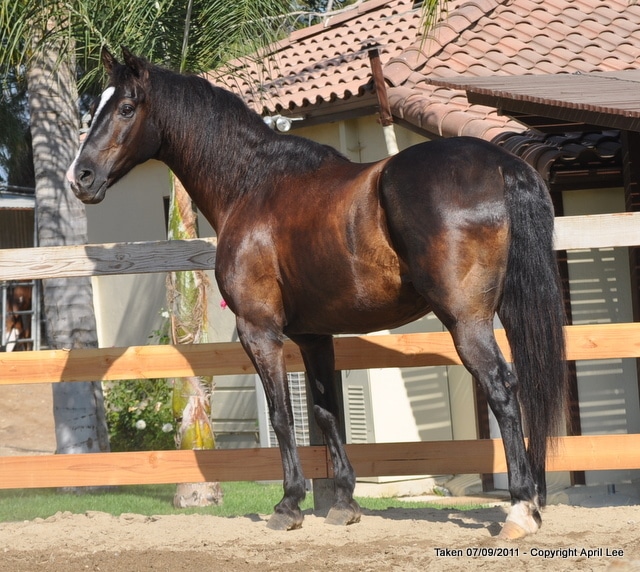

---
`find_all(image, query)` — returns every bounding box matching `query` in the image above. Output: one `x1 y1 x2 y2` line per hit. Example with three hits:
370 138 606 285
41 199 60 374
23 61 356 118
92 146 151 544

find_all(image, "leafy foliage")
1 0 294 95
105 378 176 452
0 69 34 188
291 0 359 27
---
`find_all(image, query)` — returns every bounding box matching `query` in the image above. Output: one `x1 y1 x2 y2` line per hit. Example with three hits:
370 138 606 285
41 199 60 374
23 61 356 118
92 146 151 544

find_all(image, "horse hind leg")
448 318 541 539
290 334 361 526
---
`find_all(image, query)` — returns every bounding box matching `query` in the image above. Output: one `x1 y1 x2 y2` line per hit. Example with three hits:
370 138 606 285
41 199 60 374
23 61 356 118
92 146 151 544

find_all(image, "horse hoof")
266 511 303 531
325 503 362 526
499 500 541 540
498 520 529 540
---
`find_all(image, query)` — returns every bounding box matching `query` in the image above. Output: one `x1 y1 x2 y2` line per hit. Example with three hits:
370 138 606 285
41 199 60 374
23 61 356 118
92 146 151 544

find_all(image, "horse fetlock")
499 499 541 540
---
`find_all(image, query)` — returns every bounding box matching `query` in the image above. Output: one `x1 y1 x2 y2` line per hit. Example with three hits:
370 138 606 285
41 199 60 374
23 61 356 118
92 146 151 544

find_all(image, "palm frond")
420 0 449 38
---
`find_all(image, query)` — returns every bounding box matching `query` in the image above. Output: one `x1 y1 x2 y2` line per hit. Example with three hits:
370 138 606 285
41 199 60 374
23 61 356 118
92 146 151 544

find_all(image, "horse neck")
151 74 278 232
150 71 342 233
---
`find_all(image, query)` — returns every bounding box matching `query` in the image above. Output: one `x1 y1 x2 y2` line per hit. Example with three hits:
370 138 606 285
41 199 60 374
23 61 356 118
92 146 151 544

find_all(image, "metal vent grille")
345 383 371 444
257 372 310 448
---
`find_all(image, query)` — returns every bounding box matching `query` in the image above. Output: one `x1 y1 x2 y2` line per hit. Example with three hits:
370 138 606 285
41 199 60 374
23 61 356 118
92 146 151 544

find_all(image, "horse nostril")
79 169 95 186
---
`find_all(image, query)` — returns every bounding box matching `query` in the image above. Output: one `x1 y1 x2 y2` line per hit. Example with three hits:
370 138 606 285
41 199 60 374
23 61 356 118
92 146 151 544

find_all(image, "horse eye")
119 104 135 118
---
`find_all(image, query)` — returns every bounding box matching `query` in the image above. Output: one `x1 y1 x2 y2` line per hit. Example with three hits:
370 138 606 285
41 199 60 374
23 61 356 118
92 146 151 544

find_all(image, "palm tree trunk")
27 31 109 456
168 176 222 507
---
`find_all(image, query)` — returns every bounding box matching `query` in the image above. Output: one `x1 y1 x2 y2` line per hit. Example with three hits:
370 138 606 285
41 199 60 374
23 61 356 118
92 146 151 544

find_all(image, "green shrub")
105 378 176 452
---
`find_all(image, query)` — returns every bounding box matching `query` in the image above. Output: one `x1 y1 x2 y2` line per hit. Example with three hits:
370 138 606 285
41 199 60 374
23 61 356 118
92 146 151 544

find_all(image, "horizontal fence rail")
1 322 639 489
1 435 639 490
1 212 640 281
1 323 640 383
1 210 640 489
0 237 217 280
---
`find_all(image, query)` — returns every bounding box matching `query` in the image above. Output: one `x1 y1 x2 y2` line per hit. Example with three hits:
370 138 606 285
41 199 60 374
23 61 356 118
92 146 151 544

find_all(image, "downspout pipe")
368 46 399 156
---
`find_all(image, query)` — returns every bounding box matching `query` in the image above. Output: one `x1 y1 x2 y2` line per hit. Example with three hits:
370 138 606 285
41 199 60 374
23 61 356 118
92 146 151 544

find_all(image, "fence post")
307 370 345 514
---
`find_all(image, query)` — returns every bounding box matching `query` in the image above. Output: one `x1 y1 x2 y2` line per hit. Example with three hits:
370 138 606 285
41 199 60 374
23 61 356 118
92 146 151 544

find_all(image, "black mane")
140 62 347 200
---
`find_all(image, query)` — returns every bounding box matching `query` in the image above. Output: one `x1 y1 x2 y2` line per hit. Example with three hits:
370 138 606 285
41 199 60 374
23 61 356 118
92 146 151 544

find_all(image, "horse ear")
101 46 118 74
121 47 147 79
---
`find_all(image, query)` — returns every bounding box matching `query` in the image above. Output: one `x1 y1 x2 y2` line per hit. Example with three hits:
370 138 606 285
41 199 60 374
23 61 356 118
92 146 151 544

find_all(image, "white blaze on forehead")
66 86 117 183
93 86 116 122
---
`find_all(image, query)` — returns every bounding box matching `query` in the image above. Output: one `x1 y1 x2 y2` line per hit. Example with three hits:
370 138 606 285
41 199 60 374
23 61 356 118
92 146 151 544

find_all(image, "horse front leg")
236 318 306 530
290 334 361 526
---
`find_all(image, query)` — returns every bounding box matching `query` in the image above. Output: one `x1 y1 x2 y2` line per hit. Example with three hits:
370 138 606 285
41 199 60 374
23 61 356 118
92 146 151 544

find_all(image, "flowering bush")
105 378 176 452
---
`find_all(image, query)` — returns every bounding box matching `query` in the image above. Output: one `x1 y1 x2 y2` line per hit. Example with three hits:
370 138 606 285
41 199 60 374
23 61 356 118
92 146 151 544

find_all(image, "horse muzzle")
66 163 107 204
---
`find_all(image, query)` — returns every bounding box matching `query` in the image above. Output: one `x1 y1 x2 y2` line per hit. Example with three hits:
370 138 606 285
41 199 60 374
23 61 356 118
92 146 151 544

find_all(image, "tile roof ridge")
384 0 507 86
221 0 401 68
427 0 506 52
287 0 396 44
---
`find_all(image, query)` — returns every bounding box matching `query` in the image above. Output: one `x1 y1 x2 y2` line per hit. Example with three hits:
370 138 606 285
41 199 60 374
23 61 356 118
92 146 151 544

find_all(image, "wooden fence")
1 212 640 490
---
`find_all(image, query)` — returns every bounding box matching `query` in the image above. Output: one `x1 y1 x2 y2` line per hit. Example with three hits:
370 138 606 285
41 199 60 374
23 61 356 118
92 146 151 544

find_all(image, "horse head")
67 47 161 204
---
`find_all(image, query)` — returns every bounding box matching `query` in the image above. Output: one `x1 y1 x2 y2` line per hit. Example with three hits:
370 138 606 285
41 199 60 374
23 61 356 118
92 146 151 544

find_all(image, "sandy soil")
1 504 640 572
0 383 56 457
1 383 640 571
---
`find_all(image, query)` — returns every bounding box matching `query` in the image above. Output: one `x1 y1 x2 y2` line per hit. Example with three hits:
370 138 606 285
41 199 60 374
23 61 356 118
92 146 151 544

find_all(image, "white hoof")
499 500 541 540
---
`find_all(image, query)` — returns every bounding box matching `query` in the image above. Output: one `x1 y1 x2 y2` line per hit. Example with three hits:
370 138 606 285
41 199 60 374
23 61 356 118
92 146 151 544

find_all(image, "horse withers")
67 48 567 539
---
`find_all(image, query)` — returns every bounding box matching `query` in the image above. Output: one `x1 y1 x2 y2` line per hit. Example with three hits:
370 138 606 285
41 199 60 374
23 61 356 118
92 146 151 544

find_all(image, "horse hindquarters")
443 162 566 539
379 140 566 538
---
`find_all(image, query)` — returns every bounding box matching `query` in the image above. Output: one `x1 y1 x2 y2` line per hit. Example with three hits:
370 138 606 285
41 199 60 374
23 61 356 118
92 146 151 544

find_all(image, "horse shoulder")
215 219 285 321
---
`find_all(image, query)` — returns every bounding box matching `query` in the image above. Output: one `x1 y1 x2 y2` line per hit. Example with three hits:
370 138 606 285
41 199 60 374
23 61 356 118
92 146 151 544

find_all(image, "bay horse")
3 282 32 352
67 48 567 539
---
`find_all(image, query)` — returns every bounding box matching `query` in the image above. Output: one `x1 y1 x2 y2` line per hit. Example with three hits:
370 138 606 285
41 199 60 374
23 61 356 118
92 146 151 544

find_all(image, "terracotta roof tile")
528 35 558 56
531 61 563 75
445 12 480 33
430 23 464 48
578 18 610 38
610 16 640 36
614 42 640 61
214 0 640 140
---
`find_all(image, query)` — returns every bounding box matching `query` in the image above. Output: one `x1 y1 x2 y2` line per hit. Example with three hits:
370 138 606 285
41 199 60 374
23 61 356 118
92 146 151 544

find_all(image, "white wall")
563 188 640 485
86 160 171 244
86 161 171 347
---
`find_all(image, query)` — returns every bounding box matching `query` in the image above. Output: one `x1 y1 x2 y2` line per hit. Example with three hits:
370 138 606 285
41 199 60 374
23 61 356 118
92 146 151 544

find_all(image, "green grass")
0 482 484 523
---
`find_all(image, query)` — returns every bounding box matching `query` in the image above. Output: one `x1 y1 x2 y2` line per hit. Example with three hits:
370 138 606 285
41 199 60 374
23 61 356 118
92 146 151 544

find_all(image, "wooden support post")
307 371 345 514
622 130 640 409
367 45 399 155
551 189 584 486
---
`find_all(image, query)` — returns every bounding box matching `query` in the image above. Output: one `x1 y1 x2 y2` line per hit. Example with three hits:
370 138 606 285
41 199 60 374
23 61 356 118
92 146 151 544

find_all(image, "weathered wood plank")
1 435 638 489
1 323 638 385
0 212 638 282
554 212 640 250
0 238 217 280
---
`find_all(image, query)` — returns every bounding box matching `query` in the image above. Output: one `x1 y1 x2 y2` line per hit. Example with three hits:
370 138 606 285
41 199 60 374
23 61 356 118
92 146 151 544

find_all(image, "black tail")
498 164 568 504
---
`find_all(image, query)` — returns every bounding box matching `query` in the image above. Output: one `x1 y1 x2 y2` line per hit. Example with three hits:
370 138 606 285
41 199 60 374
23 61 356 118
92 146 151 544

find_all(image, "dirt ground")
1 505 640 572
1 384 640 571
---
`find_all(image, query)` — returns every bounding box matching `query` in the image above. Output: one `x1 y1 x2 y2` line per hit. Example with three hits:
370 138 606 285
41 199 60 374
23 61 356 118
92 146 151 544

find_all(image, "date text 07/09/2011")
434 547 625 559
